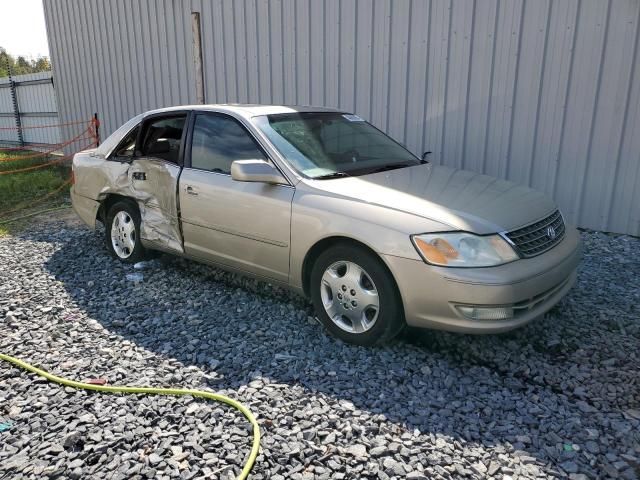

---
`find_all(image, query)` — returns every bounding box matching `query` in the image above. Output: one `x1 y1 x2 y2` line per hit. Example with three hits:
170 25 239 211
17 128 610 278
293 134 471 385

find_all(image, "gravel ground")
1 216 639 480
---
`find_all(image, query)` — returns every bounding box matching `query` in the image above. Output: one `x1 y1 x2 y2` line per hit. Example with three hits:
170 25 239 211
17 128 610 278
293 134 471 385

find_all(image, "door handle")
185 185 198 195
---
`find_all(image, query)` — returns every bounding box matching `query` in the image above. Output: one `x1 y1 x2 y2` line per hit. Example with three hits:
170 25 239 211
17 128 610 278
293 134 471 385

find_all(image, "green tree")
34 57 51 72
0 47 51 78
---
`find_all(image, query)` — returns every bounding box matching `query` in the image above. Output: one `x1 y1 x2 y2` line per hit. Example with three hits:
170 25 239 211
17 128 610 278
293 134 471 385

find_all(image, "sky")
0 0 49 59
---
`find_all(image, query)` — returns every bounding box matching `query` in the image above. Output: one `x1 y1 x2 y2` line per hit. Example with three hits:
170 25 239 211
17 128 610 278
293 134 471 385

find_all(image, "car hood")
303 164 557 234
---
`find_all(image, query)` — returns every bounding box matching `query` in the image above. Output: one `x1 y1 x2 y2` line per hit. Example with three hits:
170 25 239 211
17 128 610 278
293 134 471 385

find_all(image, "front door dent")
127 158 183 253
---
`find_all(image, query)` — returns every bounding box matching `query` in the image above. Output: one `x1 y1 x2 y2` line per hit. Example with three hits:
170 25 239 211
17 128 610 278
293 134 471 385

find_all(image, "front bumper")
383 226 582 333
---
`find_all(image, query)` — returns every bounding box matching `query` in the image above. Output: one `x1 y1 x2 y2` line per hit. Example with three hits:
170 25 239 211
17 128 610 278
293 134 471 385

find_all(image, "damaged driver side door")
125 113 188 254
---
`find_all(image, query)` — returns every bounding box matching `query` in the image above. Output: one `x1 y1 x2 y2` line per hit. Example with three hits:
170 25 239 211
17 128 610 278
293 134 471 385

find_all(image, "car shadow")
19 222 639 477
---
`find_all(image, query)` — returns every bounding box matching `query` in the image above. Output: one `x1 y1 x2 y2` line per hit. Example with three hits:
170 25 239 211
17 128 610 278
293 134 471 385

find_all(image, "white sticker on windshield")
342 114 364 122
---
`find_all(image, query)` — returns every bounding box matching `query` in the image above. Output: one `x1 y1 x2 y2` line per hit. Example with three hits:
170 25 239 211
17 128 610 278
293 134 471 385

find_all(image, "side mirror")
146 138 171 155
231 159 288 185
421 151 432 162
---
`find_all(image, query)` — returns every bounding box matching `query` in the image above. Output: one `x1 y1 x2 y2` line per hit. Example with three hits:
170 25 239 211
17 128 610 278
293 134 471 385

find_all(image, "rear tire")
310 244 405 346
105 200 147 264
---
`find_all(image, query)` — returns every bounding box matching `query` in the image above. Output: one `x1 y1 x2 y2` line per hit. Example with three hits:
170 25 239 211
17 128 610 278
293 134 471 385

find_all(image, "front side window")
140 116 186 164
254 112 420 179
190 114 266 174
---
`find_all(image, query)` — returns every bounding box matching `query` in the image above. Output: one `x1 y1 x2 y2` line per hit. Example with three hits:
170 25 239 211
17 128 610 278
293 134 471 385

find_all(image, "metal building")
43 0 640 235
0 71 60 146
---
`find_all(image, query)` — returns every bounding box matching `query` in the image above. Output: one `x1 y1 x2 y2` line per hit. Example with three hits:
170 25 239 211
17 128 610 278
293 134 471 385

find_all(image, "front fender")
289 187 448 289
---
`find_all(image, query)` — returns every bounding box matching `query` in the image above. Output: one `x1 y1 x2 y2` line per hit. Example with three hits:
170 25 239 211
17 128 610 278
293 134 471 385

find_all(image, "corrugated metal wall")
0 71 61 145
44 0 640 235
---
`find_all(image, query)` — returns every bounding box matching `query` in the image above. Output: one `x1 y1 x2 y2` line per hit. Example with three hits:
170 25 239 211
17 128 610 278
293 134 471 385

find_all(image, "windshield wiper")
313 161 419 179
358 162 417 175
314 171 350 180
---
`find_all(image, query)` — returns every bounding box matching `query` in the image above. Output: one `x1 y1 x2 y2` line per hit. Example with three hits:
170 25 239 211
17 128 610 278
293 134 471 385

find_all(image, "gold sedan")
71 105 581 345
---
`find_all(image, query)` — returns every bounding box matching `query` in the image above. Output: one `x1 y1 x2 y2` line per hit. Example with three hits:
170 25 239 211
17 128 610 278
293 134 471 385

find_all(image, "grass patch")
0 149 71 232
0 167 69 210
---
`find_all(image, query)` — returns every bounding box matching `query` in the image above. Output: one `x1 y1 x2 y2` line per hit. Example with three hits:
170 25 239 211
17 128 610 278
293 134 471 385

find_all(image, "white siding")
44 0 640 235
0 71 61 145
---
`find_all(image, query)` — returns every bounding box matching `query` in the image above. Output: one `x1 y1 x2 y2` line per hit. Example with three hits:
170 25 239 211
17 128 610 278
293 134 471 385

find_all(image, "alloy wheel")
320 260 380 333
110 211 136 259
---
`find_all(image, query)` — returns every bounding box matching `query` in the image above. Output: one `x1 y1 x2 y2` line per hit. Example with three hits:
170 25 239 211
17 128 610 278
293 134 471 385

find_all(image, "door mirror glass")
231 160 287 185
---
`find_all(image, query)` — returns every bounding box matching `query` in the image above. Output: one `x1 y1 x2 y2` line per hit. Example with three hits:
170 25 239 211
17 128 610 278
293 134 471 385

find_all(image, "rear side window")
113 126 139 158
140 116 186 164
190 114 266 174
99 113 144 157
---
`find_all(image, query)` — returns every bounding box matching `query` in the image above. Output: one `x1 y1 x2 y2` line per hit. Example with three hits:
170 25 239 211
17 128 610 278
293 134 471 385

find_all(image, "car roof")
96 104 346 157
144 104 344 119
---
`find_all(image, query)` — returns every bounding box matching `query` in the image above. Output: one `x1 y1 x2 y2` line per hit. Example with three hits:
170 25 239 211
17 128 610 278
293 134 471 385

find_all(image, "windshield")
253 112 420 179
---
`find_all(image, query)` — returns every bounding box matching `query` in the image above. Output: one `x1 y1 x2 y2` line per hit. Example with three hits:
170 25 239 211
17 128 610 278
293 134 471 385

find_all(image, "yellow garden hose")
0 353 260 480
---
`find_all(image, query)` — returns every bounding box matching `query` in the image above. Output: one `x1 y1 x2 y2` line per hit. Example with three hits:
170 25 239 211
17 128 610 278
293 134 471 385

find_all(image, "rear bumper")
383 226 582 333
70 186 100 230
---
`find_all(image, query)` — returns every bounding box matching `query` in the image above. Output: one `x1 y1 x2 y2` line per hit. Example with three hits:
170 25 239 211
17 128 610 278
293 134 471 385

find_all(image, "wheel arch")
301 236 403 307
97 194 139 224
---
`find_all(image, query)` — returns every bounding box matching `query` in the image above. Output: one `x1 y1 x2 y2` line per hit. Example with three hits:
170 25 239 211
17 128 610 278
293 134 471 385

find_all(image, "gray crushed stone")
0 221 638 479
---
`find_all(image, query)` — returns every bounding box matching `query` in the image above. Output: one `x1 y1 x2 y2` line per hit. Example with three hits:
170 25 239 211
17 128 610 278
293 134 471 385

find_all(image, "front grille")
505 210 565 258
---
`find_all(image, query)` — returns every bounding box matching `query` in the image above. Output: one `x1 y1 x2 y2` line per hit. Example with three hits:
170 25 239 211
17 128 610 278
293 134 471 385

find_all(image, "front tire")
105 200 147 263
310 244 404 346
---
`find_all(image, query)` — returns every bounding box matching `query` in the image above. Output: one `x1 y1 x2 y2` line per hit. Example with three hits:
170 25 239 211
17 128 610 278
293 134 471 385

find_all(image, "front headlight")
412 232 519 267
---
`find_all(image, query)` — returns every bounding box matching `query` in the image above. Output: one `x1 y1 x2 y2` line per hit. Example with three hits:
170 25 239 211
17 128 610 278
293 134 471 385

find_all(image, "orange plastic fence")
0 141 96 175
0 137 93 151
0 119 91 131
0 117 99 217
0 128 94 163
0 117 99 178
0 178 73 218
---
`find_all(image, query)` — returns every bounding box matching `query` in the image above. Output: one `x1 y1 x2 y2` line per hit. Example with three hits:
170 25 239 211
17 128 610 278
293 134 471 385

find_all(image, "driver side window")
190 113 266 174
